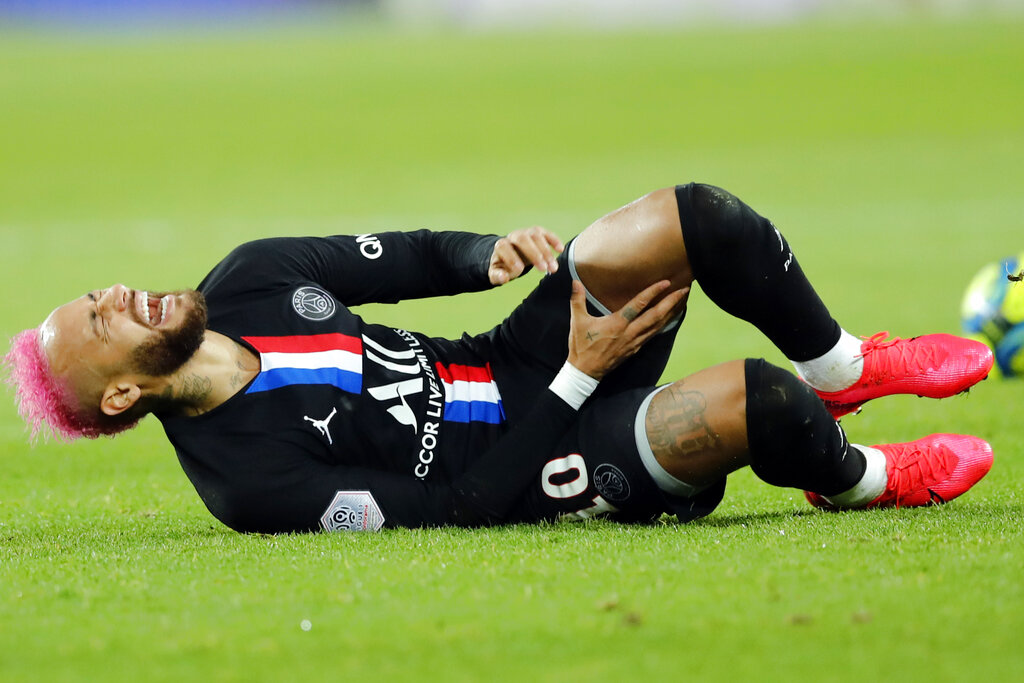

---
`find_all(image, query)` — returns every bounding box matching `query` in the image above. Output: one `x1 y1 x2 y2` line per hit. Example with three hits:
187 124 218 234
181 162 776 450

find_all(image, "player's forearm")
418 230 500 297
450 363 598 524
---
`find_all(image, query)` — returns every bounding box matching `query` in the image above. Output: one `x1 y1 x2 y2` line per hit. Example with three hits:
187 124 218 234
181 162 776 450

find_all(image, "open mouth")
137 291 170 327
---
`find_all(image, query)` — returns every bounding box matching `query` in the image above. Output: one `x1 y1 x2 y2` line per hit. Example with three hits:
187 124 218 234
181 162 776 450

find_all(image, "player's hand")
488 227 565 285
568 279 689 380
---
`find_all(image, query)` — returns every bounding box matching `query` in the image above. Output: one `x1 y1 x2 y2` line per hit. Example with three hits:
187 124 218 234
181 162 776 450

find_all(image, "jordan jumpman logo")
304 407 338 445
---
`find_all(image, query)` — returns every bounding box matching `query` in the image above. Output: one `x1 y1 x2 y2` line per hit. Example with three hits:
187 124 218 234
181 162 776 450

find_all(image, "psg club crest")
320 491 385 532
593 464 631 503
292 286 337 321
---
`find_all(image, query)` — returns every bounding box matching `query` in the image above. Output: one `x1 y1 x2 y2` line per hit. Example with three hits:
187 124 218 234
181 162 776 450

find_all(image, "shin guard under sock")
676 183 840 362
744 358 866 496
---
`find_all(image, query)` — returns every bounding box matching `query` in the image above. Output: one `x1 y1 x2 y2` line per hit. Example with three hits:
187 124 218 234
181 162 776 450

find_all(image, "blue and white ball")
961 252 1024 378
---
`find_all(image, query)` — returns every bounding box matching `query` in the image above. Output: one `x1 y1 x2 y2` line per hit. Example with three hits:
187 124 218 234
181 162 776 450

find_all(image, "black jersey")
160 230 583 533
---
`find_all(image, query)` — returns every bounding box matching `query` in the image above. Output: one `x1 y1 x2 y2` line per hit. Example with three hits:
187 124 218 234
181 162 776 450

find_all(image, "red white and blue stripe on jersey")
243 333 363 395
436 363 505 425
240 334 504 425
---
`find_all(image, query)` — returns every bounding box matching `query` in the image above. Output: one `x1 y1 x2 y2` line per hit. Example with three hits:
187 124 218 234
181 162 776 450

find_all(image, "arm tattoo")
586 330 599 342
621 305 639 322
645 385 721 459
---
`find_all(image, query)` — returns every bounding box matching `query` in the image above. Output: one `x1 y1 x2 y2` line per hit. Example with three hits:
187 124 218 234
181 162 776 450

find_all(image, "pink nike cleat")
816 332 994 419
805 433 993 510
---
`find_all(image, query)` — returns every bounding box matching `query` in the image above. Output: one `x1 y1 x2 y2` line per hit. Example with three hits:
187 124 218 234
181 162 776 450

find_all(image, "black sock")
676 183 840 362
744 358 866 495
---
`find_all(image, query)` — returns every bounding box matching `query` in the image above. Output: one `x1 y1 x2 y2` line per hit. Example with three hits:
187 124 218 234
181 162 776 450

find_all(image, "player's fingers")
533 228 563 272
497 238 525 272
489 239 524 283
616 280 672 323
569 279 589 319
637 286 689 327
511 227 555 274
528 228 561 273
541 228 565 255
489 267 510 285
628 287 690 338
648 285 689 322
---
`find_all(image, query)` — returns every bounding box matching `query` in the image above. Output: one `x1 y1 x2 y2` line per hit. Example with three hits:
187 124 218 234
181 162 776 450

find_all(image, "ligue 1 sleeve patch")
320 491 385 532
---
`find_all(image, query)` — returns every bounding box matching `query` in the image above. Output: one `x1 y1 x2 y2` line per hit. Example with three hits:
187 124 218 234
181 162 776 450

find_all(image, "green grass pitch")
1 16 1023 682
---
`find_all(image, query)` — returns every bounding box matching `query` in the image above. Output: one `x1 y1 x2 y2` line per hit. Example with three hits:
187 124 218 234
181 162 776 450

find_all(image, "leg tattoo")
645 385 722 460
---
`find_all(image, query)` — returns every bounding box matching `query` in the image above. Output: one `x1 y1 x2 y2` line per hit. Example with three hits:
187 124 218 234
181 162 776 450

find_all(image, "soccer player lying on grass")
4 184 996 533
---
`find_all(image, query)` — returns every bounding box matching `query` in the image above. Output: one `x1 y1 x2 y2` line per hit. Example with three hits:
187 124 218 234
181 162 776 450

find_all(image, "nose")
98 284 130 314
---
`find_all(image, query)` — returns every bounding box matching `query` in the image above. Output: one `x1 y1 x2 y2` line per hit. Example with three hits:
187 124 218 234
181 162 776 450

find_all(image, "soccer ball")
960 252 1024 378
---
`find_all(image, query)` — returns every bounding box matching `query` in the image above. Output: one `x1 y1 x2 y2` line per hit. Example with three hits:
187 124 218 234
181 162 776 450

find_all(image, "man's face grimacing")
41 285 208 417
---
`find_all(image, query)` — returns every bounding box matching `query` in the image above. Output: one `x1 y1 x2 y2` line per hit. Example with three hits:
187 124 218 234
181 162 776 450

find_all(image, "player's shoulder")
197 237 310 296
217 236 304 271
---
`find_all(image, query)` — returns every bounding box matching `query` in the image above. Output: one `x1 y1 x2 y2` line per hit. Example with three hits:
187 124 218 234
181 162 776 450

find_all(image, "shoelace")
858 331 942 379
885 442 958 507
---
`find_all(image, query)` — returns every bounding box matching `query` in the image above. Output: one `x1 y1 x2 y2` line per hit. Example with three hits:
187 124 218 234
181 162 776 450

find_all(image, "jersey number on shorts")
541 454 619 520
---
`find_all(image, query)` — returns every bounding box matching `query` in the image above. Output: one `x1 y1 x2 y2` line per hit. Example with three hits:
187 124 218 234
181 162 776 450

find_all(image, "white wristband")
548 361 600 410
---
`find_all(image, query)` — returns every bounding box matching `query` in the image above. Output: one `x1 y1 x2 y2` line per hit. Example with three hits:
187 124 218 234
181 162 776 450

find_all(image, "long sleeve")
197 230 501 306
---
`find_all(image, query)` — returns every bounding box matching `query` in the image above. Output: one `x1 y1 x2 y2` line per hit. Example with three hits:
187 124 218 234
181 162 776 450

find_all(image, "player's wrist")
548 361 600 410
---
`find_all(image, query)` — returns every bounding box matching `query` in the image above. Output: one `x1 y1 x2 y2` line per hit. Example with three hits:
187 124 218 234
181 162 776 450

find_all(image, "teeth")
160 296 168 324
140 291 150 324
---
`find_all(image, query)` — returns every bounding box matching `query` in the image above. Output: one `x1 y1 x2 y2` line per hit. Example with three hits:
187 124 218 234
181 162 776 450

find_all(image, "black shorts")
471 239 726 524
508 385 727 524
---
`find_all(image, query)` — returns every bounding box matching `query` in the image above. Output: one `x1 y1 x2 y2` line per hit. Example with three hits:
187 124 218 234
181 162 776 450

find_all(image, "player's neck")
158 331 259 417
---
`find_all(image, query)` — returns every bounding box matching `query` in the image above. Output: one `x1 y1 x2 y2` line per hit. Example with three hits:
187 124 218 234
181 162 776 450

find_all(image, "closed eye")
86 292 101 339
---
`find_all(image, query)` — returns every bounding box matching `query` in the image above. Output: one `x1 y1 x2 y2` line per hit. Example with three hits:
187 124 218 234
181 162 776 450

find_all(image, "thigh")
507 386 726 525
484 242 680 423
571 186 693 313
644 360 751 489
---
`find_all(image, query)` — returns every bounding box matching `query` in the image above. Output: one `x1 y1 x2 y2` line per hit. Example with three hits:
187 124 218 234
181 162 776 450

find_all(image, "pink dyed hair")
3 328 137 442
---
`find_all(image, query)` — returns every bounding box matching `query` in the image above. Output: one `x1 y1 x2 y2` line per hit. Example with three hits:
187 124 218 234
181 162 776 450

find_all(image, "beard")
129 290 209 377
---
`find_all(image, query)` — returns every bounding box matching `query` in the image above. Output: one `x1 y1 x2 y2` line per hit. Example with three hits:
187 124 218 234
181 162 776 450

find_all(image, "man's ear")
100 381 142 416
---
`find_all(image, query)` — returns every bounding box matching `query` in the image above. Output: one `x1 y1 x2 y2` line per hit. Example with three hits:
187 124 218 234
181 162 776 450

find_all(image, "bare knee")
572 187 693 312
